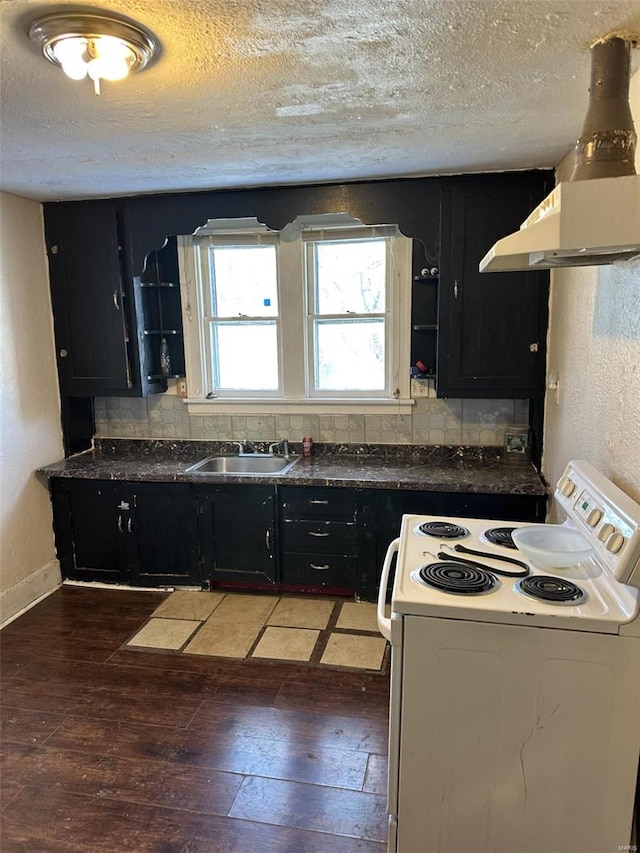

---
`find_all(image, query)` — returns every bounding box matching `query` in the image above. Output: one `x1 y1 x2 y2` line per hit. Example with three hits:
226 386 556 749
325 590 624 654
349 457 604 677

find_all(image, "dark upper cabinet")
44 200 168 398
437 172 551 398
45 201 132 395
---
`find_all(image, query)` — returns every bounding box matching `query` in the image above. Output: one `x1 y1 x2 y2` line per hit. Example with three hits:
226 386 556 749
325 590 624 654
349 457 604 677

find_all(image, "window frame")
304 233 391 399
177 217 413 415
200 235 281 397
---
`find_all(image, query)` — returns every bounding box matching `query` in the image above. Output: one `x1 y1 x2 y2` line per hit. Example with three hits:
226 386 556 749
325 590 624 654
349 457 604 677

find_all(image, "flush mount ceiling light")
28 11 157 96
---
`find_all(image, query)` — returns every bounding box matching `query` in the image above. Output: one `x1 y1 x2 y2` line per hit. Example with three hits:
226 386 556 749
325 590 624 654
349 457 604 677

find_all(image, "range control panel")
556 461 640 587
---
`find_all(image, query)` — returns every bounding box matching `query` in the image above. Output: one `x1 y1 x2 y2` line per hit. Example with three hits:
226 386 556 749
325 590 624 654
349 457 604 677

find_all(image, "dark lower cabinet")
279 486 360 592
130 483 199 586
51 479 199 586
196 485 276 586
52 480 126 584
49 478 546 600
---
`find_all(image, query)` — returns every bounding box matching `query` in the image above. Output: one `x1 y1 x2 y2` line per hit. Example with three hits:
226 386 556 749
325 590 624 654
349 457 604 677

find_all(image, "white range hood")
479 174 640 272
481 34 640 274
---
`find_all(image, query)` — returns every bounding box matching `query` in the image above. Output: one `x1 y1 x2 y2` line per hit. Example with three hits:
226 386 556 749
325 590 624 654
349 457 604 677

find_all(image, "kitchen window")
178 215 413 414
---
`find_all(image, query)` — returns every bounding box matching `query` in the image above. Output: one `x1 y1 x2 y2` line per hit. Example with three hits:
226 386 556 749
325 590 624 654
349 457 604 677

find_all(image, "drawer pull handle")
310 564 330 571
309 531 330 537
310 499 328 505
117 514 123 534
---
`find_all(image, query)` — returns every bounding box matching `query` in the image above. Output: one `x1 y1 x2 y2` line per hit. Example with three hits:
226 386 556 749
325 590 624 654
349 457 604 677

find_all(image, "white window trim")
178 220 413 416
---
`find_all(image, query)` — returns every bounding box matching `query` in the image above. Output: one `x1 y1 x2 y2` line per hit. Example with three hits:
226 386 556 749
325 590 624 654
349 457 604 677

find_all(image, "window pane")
313 239 386 314
211 322 278 390
211 245 278 317
314 319 385 391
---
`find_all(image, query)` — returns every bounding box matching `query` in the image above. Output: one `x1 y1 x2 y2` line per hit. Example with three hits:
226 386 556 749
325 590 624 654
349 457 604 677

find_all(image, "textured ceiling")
1 0 640 201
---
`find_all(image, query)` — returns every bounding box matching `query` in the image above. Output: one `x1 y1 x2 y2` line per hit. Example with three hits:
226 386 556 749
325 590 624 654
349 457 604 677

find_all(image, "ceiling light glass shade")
29 12 157 94
87 37 136 82
52 37 88 80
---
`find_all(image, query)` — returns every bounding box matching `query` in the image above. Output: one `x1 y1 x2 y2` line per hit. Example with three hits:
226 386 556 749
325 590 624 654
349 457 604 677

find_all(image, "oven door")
377 538 403 837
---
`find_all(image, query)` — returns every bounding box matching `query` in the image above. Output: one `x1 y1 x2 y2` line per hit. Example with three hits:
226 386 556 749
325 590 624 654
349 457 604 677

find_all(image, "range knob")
586 508 603 527
605 531 625 554
558 476 576 497
598 523 615 542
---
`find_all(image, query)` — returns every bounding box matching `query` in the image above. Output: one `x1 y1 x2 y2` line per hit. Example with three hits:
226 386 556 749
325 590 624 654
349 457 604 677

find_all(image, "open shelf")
139 237 186 382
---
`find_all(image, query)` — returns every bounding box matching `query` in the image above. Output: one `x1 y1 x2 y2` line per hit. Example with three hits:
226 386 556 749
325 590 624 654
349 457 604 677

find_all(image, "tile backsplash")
95 395 530 447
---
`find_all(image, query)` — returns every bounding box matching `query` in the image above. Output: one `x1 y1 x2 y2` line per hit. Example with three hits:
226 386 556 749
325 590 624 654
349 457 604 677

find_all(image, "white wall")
0 192 63 624
543 68 640 505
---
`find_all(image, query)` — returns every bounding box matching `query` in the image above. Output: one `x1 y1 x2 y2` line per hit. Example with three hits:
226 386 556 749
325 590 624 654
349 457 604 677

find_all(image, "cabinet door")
130 483 199 587
197 486 276 585
362 490 453 601
51 480 129 583
438 173 551 398
45 202 133 395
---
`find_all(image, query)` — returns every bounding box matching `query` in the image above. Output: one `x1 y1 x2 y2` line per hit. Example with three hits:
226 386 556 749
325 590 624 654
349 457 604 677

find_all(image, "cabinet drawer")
280 486 357 520
282 519 357 554
281 552 358 588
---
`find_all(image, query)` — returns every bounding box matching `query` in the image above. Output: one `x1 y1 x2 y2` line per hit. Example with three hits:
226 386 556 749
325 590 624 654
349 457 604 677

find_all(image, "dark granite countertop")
37 439 547 496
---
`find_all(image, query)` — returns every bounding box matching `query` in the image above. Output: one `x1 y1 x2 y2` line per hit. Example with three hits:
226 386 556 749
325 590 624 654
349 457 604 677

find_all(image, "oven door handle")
377 537 400 641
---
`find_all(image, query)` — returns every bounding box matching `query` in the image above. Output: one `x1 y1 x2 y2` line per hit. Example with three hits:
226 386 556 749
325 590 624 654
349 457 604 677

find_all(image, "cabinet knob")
59 349 68 358
529 342 539 353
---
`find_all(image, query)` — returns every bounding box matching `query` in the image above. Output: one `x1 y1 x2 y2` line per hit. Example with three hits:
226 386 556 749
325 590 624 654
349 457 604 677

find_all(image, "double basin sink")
185 453 300 476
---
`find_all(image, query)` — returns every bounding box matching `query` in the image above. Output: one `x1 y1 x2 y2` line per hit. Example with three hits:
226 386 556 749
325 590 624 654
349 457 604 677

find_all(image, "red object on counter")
302 436 313 457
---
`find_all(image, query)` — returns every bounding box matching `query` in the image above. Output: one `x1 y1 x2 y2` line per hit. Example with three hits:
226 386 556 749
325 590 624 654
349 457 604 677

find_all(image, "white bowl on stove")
512 525 594 568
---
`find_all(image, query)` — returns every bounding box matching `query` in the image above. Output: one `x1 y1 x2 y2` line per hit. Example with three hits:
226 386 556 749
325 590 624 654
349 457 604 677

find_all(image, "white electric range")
377 460 640 853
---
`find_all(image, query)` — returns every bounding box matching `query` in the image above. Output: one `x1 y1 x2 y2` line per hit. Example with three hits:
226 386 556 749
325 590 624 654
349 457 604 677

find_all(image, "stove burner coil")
516 575 587 605
484 527 517 549
418 562 497 595
417 521 469 539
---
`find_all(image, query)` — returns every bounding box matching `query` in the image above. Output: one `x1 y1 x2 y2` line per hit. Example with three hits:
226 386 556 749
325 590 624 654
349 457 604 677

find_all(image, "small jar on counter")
502 424 531 465
302 436 314 457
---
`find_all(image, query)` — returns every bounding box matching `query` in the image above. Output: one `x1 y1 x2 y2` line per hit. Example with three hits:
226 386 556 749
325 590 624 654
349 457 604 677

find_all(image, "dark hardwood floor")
0 586 389 852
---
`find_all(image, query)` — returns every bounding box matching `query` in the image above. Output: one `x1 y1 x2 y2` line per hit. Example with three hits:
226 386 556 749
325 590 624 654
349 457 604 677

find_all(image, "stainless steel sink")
185 454 300 475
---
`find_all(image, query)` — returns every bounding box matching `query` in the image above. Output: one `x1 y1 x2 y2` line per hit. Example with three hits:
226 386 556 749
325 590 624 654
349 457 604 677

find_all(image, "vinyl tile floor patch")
126 591 389 671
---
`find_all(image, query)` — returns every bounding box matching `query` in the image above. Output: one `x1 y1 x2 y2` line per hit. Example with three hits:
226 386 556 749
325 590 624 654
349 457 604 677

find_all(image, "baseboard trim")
63 580 177 592
0 560 62 629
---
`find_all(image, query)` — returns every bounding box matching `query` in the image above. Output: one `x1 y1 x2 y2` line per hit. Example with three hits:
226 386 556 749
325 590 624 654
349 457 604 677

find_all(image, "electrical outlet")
410 377 434 398
177 379 188 398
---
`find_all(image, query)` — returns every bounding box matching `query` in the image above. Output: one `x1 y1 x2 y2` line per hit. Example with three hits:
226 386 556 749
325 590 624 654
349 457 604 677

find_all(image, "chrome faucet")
268 438 290 458
232 440 256 455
